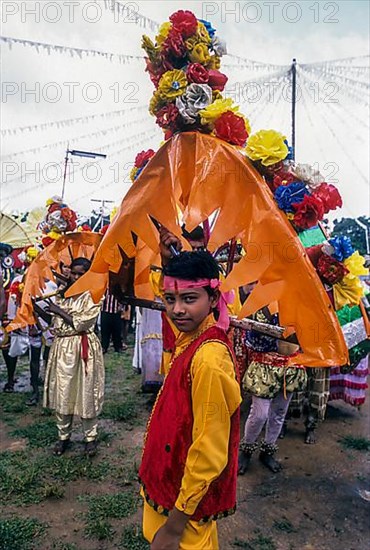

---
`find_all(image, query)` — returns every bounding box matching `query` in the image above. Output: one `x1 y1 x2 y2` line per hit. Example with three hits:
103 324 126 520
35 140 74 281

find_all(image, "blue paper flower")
328 235 354 262
198 19 216 38
284 139 294 160
134 166 144 181
274 182 308 212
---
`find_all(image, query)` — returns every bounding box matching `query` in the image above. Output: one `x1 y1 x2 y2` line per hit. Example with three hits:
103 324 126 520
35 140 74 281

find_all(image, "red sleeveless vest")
139 325 240 523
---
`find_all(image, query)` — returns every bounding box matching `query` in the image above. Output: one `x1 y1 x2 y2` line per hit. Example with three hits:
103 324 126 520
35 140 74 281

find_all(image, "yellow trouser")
142 500 219 549
56 413 98 442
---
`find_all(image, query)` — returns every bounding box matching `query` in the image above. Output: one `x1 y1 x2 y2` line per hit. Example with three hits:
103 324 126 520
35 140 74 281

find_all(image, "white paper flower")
47 210 68 232
292 163 324 189
176 83 213 124
211 36 227 56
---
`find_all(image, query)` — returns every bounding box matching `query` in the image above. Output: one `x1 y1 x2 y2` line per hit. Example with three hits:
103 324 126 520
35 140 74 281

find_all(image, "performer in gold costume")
39 257 104 457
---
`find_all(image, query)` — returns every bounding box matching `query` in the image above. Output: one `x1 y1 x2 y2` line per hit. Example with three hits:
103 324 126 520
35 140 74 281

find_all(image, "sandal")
85 440 98 457
25 395 39 406
3 382 14 393
53 439 70 456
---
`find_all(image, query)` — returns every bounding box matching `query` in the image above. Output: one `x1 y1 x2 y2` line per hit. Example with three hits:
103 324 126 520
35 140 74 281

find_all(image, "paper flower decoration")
142 11 247 146
245 129 288 166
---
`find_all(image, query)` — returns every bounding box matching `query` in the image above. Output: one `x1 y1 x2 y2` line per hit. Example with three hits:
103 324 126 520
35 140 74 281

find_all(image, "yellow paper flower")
110 206 118 222
185 35 198 51
344 251 369 277
157 69 188 100
245 129 288 167
149 90 166 115
207 55 221 70
199 98 239 126
333 273 365 309
286 213 294 220
130 166 139 183
188 43 211 65
141 35 159 62
19 283 25 293
212 90 223 102
197 21 212 44
48 231 62 240
239 114 251 136
155 22 172 45
26 246 39 261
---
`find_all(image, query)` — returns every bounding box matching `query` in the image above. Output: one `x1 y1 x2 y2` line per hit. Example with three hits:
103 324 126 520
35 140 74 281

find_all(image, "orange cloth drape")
8 232 102 331
67 132 348 367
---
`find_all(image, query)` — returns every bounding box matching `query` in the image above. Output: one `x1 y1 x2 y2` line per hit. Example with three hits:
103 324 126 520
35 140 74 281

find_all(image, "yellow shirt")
172 315 241 515
141 315 241 547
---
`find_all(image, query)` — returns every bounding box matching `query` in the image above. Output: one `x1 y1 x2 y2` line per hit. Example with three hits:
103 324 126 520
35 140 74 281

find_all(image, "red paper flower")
186 63 209 84
313 182 342 213
156 104 181 129
135 149 155 168
293 194 325 230
306 245 324 268
48 203 62 214
169 10 198 38
162 29 187 59
317 253 349 285
100 224 110 236
214 111 248 146
207 69 228 91
81 224 92 232
145 58 164 88
271 170 296 191
42 236 54 247
60 207 77 231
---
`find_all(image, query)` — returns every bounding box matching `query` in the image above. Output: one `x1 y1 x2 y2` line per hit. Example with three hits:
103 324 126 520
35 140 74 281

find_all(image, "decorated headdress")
38 196 77 247
66 9 363 368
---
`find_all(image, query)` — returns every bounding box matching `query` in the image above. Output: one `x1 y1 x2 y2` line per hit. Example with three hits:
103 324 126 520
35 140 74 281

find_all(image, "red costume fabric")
139 325 240 522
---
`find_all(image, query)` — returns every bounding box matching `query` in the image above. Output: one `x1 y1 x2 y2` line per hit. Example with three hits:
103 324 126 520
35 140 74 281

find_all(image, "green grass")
0 451 44 506
119 524 149 549
101 399 138 422
339 435 370 451
0 450 112 506
81 491 138 540
10 418 57 448
0 517 46 550
45 454 112 482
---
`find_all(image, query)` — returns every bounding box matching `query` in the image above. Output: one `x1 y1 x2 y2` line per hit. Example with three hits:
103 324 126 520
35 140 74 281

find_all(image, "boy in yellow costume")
139 246 241 549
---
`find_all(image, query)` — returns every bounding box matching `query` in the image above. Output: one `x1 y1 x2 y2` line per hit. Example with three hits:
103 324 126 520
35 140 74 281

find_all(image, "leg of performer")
82 417 98 457
238 396 270 475
2 348 17 392
26 344 41 405
260 391 293 472
305 368 330 444
100 311 111 353
111 312 123 352
54 413 73 455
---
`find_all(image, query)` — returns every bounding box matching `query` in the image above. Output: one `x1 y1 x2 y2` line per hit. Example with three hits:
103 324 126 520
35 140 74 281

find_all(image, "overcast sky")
1 0 369 220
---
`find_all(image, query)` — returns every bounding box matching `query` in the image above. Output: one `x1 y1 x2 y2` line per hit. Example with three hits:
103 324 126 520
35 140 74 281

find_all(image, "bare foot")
238 451 252 475
259 452 282 472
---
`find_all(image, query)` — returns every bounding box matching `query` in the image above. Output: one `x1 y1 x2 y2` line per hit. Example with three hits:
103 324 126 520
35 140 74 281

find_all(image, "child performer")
139 250 241 550
36 258 104 457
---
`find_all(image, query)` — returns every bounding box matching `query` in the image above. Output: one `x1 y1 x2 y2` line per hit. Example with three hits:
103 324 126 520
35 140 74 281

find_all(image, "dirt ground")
1 345 369 550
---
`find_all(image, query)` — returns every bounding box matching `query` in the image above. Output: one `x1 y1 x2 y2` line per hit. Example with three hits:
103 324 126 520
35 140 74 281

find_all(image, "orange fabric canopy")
67 132 348 367
8 232 102 331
